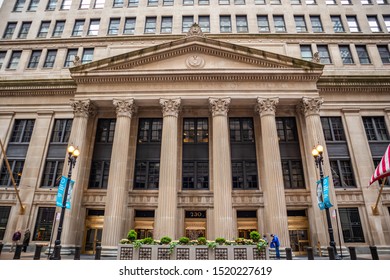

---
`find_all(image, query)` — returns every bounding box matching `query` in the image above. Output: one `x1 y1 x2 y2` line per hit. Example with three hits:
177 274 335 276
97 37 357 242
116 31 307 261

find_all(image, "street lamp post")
52 145 80 260
312 144 339 258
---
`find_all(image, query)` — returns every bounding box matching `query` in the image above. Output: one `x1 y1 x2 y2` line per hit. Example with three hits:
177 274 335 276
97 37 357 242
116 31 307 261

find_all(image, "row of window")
300 44 390 65
3 14 390 40
11 0 390 13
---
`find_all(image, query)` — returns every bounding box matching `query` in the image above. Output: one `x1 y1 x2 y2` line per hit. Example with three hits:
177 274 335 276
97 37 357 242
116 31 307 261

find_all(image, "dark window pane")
33 207 55 241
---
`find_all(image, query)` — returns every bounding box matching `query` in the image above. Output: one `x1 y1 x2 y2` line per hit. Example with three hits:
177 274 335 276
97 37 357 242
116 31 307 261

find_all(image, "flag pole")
0 138 25 214
371 178 386 216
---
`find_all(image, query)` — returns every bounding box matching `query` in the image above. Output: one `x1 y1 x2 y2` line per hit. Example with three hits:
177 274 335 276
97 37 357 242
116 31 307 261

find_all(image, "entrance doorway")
287 210 310 256
83 209 104 254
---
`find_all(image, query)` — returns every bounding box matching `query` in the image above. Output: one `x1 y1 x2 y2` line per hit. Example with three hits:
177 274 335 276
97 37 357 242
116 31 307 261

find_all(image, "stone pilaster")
61 99 95 249
255 97 289 246
209 97 235 240
101 99 136 255
299 96 336 248
154 98 181 239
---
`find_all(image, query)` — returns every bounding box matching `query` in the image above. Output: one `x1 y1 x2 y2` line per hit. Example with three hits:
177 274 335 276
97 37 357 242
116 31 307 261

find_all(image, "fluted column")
299 97 336 247
102 99 136 254
209 97 234 240
154 98 181 239
61 99 95 249
255 97 289 246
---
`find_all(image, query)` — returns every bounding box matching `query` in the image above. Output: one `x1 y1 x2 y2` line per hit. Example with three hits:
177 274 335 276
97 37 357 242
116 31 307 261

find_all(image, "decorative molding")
335 190 365 205
186 23 205 38
255 97 279 117
70 99 96 118
113 98 137 118
159 98 181 117
83 193 107 206
185 54 205 69
209 97 231 117
284 192 311 206
299 97 323 117
232 193 263 206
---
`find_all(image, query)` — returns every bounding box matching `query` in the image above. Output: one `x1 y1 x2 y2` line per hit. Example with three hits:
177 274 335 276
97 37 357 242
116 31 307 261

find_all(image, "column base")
101 247 118 257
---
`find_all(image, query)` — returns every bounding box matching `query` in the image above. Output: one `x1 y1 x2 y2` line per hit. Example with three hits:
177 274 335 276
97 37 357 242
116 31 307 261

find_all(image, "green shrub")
127 229 137 241
179 237 190 245
160 236 172 244
197 237 207 245
142 237 154 244
250 231 261 242
215 237 226 245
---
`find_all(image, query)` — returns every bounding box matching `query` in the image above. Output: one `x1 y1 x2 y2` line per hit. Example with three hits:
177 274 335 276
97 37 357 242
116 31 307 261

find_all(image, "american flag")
369 144 390 186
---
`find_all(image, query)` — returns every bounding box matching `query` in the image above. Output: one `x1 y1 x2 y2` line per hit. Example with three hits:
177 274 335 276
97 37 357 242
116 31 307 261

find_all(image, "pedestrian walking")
270 234 280 259
10 229 21 252
22 229 31 252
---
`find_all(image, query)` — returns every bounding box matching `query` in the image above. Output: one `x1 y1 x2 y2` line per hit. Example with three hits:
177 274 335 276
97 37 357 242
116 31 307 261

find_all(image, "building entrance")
83 209 104 254
287 210 310 256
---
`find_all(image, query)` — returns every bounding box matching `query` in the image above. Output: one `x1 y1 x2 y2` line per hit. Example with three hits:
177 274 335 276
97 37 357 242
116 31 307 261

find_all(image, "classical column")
209 97 235 240
299 96 335 249
154 98 181 239
101 99 136 255
61 99 95 250
255 97 289 246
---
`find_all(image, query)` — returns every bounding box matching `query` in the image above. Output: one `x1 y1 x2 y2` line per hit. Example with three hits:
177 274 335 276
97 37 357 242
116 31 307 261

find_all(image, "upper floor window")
232 161 258 189
199 0 209 4
18 22 32 39
384 16 390 32
294 15 307 32
230 118 254 143
325 0 336 4
199 16 210 33
377 45 390 64
46 0 57 10
51 119 72 143
0 160 24 187
356 45 371 64
163 0 174 5
3 22 17 39
321 117 346 141
219 0 230 4
89 160 110 189
291 0 301 4
0 52 6 69
148 0 159 5
28 0 40 11
273 15 286 32
362 117 389 141
124 18 136 34
108 18 120 35
43 50 57 68
80 0 91 9
182 161 209 189
257 15 270 32
145 17 157 33
236 15 248 33
64 48 77 67
360 0 372 4
254 0 265 3
41 160 64 188
7 51 22 70
10 120 35 143
37 21 51 38
282 160 304 189
95 119 116 143
52 20 65 37
235 0 245 4
61 0 72 9
128 0 139 7
220 16 232 32
94 0 105 8
183 118 208 143
88 19 100 36
300 45 313 61
276 117 298 142
367 16 382 32
27 50 42 69
182 16 194 33
331 15 344 32
113 0 124 7
330 160 356 188
310 15 323 32
346 16 360 32
183 0 194 4
72 20 85 36
340 0 351 4
270 0 281 3
339 45 354 64
377 0 388 3
138 119 163 143
81 48 94 64
13 0 26 12
134 161 160 189
317 45 332 64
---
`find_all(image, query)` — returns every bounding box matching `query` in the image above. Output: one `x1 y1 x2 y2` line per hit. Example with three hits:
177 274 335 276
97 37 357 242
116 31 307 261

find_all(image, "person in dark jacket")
10 229 21 252
270 234 280 259
22 229 31 252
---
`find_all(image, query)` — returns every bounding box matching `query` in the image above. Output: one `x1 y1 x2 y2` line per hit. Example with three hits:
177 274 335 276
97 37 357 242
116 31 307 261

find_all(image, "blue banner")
316 179 325 210
322 176 333 208
56 176 74 209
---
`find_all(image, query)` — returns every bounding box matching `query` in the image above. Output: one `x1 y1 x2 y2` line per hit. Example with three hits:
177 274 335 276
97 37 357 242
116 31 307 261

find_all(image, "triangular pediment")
70 36 323 83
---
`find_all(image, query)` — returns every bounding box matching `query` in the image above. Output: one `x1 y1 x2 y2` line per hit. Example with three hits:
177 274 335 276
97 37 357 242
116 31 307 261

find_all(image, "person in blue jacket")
270 234 280 259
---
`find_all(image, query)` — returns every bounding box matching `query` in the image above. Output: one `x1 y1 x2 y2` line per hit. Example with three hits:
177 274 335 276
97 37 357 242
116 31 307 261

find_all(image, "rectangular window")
294 16 307 32
199 16 210 33
134 161 160 189
290 0 301 4
3 22 17 39
199 0 209 4
161 17 172 33
219 0 230 4
367 16 382 32
138 119 162 143
234 0 245 4
270 0 281 3
81 48 94 64
7 51 22 70
145 17 157 33
128 0 139 7
27 50 42 69
43 49 57 68
108 18 120 35
148 0 159 5
306 0 316 3
28 0 40 11
282 160 304 189
95 119 116 143
356 45 371 64
362 117 389 141
317 45 332 64
330 160 355 188
346 16 360 32
300 45 313 61
0 51 6 69
377 0 388 3
94 0 105 8
254 0 265 3
326 0 336 4
10 120 35 143
80 0 91 9
183 0 194 4
61 0 72 9
273 15 286 32
37 21 50 38
276 118 298 142
18 22 32 39
183 118 208 143
232 161 258 189
236 15 248 33
230 118 254 143
52 20 65 37
88 19 100 36
113 0 124 7
339 45 354 64
51 119 72 143
340 0 351 4
124 18 136 34
321 117 346 141
64 48 78 67
384 16 390 32
361 0 372 4
0 160 24 187
89 160 110 189
14 0 26 11
46 0 57 10
182 16 194 33
310 15 323 32
0 206 11 240
339 208 365 242
257 15 270 32
33 207 55 241
182 161 209 189
378 45 390 64
220 15 232 32
72 20 85 36
163 0 174 5
41 160 64 188
331 15 344 32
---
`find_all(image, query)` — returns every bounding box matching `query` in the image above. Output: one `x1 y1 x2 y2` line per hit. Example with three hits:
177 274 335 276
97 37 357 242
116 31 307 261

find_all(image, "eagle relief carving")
186 54 205 69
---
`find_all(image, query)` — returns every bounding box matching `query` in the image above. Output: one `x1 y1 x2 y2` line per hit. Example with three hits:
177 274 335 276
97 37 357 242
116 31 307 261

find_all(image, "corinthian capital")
70 99 95 118
159 98 181 117
113 98 137 118
209 97 231 117
300 97 323 117
255 97 279 117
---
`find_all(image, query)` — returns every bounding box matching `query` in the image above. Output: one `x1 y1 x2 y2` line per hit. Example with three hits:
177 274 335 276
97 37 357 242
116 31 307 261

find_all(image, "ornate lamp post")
312 144 339 258
52 145 80 260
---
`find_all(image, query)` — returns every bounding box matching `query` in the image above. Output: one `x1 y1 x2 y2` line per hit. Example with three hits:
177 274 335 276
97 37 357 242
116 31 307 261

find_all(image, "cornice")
317 76 390 93
0 79 76 96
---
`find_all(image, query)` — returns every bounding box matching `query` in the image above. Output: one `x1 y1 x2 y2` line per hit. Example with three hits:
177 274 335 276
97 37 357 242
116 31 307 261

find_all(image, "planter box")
118 244 268 260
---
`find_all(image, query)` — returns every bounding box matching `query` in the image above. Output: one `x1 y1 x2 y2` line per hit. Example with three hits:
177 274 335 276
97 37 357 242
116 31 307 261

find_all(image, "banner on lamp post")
316 179 325 210
322 176 333 208
56 175 75 209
